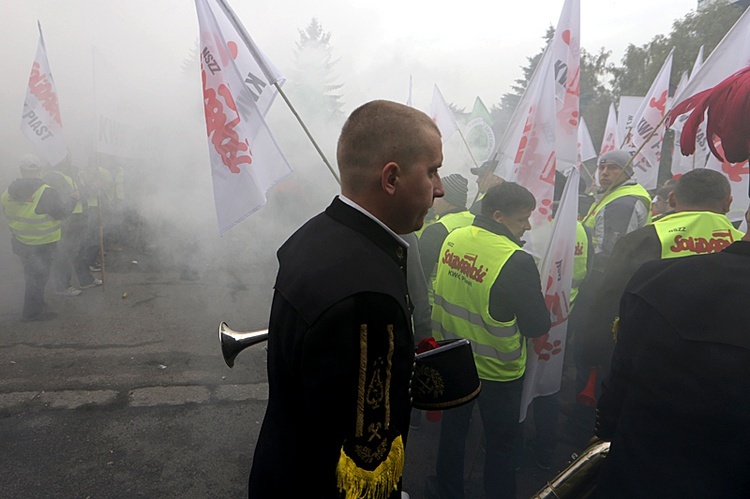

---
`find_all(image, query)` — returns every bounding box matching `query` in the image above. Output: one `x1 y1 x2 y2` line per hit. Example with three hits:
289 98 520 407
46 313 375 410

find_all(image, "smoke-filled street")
0 215 582 498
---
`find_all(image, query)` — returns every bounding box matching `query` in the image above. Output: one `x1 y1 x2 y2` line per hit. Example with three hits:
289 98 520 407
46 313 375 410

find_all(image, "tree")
288 18 345 122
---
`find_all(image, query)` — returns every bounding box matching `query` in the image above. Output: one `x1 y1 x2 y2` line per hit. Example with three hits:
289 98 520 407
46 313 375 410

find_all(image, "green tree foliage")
288 18 345 121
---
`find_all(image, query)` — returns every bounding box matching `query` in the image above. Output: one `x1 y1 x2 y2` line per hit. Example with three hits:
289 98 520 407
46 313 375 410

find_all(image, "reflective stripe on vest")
653 211 745 259
1 185 61 245
431 225 526 382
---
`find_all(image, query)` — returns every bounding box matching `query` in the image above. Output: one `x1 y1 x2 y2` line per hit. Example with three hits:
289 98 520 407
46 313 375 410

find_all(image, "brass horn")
218 322 269 368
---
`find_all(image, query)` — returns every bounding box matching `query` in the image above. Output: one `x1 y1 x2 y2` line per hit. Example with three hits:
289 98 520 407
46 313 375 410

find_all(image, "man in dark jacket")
594 214 750 498
248 100 445 498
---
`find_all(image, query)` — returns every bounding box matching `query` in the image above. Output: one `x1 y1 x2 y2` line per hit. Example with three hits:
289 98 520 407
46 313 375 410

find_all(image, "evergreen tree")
288 18 344 121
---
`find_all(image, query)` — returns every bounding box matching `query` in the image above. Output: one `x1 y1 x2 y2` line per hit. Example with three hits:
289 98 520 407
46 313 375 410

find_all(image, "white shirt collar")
338 195 410 248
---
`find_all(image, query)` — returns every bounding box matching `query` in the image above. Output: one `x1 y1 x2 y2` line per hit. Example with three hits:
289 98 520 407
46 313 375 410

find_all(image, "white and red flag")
430 84 459 142
520 168 579 421
600 103 619 157
552 0 581 174
627 48 674 190
20 22 67 167
195 0 292 235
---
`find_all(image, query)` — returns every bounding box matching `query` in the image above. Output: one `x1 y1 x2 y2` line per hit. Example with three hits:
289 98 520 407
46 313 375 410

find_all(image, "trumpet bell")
219 322 269 368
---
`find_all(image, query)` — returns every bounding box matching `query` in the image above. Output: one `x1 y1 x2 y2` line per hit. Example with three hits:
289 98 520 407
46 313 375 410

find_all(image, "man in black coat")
248 100 445 498
594 213 750 497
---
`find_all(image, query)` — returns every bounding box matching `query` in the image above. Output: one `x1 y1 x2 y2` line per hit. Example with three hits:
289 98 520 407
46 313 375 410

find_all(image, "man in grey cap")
418 173 474 303
565 148 651 442
1 155 75 321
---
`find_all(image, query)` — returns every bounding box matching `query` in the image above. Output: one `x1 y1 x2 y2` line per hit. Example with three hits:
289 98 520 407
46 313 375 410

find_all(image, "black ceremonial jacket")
248 197 414 498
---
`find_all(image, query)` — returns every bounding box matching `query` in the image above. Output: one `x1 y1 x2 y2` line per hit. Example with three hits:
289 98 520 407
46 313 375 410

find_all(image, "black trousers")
12 239 56 318
436 377 524 499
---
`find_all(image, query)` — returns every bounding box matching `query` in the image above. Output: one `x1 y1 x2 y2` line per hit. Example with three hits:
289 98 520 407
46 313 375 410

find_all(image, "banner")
93 49 144 159
616 96 643 149
600 103 619 157
20 22 67 167
705 138 750 223
195 0 292 234
552 0 581 173
520 168 579 421
463 97 495 163
430 84 459 142
627 48 674 190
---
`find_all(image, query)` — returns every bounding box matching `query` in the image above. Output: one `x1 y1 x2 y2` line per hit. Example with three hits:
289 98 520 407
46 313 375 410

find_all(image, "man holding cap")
1 155 74 321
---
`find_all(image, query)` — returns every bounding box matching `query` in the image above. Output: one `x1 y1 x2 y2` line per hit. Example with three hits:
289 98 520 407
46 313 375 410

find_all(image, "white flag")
616 96 643 150
552 0 581 173
430 84 459 142
705 138 750 224
689 45 704 81
577 117 596 167
672 8 750 105
20 22 67 167
627 48 674 190
406 75 413 107
195 0 292 235
600 103 619 157
520 168 579 421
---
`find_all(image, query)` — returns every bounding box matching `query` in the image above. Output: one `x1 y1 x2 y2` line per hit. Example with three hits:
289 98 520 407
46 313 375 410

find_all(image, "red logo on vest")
441 250 488 283
670 230 735 255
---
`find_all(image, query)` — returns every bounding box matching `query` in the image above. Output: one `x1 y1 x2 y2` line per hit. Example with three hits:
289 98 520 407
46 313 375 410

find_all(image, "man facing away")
594 209 750 498
1 155 74 321
248 100 445 498
580 168 743 373
429 182 550 499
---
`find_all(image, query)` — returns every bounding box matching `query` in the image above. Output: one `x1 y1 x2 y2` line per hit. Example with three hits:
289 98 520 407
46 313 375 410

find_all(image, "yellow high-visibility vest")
432 225 526 382
653 211 744 259
2 185 61 245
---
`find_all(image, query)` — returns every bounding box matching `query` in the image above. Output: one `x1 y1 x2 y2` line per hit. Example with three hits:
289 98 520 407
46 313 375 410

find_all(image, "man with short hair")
2 155 74 321
594 210 750 497
248 100 445 498
581 168 743 373
429 182 550 499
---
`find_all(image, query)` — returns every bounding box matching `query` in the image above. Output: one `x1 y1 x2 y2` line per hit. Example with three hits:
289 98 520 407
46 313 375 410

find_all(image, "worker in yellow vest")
44 158 101 295
567 169 743 441
427 182 550 499
468 159 504 216
1 155 74 321
418 173 474 305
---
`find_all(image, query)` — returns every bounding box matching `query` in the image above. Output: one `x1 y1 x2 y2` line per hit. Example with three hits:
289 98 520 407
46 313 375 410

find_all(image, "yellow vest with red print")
431 225 526 382
653 211 744 259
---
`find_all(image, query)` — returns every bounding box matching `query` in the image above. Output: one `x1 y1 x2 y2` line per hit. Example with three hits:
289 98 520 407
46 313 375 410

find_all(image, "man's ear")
668 191 676 209
723 195 733 214
381 162 399 196
492 210 504 223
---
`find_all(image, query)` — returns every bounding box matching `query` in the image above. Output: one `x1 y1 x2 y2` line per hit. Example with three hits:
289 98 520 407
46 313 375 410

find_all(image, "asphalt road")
0 220 587 498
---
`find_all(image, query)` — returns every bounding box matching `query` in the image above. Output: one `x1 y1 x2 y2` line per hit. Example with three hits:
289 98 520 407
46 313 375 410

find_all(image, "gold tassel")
612 317 620 342
336 435 405 499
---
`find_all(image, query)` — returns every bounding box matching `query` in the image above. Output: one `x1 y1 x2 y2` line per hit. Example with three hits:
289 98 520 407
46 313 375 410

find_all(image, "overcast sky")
1 0 700 173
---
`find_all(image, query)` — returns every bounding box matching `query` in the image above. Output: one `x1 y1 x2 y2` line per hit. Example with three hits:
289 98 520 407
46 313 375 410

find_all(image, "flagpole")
456 127 479 168
91 46 106 292
214 0 340 186
273 83 340 185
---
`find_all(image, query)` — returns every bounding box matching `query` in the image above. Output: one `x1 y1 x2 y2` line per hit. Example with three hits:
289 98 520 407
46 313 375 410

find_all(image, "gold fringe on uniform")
336 434 405 499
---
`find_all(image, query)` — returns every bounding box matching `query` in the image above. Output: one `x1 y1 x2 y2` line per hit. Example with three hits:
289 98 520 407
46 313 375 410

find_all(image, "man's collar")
472 215 524 246
337 195 409 248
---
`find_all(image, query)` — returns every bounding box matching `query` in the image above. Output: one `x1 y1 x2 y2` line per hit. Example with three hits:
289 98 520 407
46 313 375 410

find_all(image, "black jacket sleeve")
418 223 449 278
489 250 550 338
36 187 74 220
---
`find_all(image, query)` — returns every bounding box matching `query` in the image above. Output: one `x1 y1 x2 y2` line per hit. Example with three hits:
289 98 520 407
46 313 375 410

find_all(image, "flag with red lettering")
552 0 580 173
705 139 750 224
430 84 459 142
195 0 292 234
670 48 710 176
20 22 67 167
520 168 579 421
627 48 674 190
600 103 618 157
